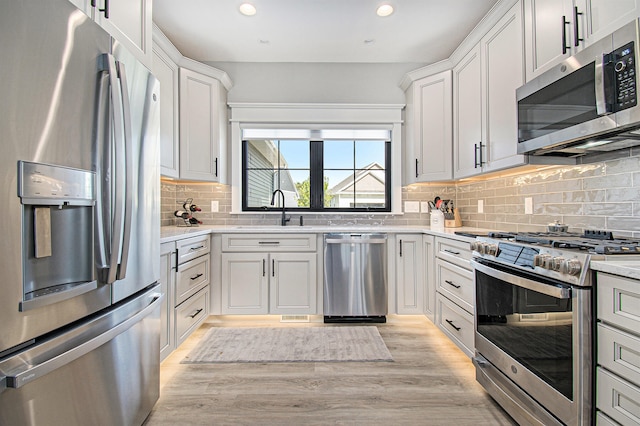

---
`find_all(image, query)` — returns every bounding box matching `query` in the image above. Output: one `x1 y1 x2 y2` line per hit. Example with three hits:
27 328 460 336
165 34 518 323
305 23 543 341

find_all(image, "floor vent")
280 315 310 323
520 313 548 322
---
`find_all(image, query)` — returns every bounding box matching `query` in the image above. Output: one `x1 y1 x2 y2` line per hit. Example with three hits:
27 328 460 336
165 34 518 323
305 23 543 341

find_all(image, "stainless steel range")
470 231 640 426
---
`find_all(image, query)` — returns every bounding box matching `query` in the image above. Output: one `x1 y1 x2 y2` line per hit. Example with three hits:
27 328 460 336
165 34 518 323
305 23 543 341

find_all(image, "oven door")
472 259 591 426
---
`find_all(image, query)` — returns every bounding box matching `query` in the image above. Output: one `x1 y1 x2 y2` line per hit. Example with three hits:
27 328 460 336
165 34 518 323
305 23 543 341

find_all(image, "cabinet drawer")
597 272 640 336
176 235 211 264
176 254 210 306
222 234 316 252
598 323 640 389
597 367 640 426
435 237 472 270
596 411 619 426
435 293 474 358
176 287 209 346
436 258 474 313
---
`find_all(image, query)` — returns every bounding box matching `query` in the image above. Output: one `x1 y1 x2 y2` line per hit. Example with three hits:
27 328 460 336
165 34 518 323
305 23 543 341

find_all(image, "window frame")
242 138 391 213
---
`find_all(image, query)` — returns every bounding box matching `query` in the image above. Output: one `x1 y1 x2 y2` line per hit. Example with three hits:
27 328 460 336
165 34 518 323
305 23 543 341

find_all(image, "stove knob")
534 254 551 268
486 244 499 256
551 257 565 272
470 242 481 252
560 259 582 276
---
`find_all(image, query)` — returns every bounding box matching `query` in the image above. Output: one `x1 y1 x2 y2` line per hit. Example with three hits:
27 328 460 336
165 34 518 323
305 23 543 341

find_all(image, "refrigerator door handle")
103 53 126 284
95 64 110 270
115 61 133 281
5 293 163 389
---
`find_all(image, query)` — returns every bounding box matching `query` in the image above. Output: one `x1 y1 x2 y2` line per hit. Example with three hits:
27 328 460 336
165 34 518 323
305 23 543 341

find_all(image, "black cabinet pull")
474 143 479 168
479 141 485 166
98 0 109 18
215 157 218 177
399 240 403 257
189 308 203 319
190 273 203 281
91 0 96 6
272 259 275 277
262 259 266 277
445 319 461 331
189 245 204 251
444 249 460 255
174 249 179 271
445 280 461 289
415 158 419 178
573 7 583 47
562 15 570 54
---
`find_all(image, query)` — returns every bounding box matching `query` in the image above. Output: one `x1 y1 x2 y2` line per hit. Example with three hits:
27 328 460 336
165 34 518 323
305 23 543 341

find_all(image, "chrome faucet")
271 189 290 226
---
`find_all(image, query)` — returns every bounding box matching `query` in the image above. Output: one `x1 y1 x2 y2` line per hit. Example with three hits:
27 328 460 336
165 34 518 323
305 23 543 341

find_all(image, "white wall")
205 62 425 104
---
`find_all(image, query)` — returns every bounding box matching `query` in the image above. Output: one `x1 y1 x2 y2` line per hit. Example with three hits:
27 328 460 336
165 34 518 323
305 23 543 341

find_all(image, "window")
242 130 391 212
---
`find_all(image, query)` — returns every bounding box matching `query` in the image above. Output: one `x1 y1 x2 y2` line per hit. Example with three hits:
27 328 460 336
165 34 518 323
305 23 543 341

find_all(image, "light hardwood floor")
144 315 516 425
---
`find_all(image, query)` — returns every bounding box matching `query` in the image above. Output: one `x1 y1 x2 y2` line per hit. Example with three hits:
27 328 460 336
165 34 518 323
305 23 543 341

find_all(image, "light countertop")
160 225 492 244
590 260 640 280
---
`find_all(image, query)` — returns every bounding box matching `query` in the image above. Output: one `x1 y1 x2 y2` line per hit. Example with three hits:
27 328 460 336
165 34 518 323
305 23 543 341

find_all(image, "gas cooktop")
485 230 640 255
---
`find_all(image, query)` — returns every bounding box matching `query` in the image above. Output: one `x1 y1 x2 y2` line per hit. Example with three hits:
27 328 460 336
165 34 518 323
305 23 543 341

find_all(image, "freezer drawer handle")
5 293 163 389
445 319 461 331
445 280 461 289
190 273 204 281
189 308 203 319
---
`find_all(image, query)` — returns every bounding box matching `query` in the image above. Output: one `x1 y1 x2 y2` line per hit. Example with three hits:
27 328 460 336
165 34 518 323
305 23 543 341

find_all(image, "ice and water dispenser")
18 161 97 311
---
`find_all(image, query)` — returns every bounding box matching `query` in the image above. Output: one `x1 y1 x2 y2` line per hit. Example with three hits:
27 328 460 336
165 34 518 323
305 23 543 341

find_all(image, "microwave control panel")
612 41 637 111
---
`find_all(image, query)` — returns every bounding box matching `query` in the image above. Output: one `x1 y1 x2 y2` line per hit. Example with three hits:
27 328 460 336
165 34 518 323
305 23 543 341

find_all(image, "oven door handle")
471 260 571 299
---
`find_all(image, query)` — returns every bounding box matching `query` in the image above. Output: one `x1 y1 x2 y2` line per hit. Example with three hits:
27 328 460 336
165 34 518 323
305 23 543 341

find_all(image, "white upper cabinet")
179 67 228 183
404 70 453 183
67 0 152 69
454 1 525 178
453 44 483 179
481 1 526 173
152 41 180 178
524 0 640 81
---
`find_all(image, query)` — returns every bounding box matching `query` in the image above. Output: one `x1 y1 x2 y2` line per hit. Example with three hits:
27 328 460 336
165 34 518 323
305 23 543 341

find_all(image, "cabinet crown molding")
152 23 233 90
401 0 519 87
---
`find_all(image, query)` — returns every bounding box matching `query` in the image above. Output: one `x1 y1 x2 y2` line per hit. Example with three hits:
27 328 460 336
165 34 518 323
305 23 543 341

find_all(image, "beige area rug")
181 326 393 363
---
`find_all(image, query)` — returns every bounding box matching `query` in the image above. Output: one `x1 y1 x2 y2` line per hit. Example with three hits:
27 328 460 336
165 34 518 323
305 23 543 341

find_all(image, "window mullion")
309 141 323 209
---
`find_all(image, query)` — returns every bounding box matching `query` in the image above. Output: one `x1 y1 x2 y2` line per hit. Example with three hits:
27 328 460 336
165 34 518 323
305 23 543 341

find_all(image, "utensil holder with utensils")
430 197 462 228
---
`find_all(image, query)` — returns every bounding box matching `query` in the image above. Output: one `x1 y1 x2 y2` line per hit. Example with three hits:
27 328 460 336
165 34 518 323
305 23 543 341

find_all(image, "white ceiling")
153 0 501 64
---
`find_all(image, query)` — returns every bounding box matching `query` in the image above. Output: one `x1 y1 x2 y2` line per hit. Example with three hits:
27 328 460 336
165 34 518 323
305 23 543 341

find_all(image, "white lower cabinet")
423 235 436 321
159 242 176 361
220 234 317 315
434 236 475 358
396 234 424 314
596 272 640 425
435 292 475 358
159 235 211 361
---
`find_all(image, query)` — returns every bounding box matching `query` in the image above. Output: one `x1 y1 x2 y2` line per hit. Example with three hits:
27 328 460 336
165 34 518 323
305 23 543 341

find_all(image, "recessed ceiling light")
376 4 394 17
239 3 256 16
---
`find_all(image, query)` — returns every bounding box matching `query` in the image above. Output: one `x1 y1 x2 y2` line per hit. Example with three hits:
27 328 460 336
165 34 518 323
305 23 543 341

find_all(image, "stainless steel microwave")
517 19 640 157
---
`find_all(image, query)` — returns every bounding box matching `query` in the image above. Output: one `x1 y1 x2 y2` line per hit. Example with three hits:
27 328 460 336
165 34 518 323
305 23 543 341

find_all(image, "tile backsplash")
162 154 640 237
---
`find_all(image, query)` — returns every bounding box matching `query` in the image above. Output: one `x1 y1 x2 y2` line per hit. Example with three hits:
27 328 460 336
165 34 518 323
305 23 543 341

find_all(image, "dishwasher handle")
325 234 387 244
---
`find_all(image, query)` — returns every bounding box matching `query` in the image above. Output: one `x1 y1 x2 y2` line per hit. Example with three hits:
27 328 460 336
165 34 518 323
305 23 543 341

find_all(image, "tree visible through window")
242 134 390 212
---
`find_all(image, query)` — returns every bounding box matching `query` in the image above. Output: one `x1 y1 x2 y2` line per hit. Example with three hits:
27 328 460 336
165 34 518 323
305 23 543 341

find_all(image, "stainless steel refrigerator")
0 0 161 424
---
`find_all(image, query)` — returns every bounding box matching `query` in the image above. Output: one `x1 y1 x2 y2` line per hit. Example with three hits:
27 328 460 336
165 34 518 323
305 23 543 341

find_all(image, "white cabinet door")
396 235 424 315
453 44 483 179
584 0 640 47
524 0 574 80
405 71 453 183
221 253 268 314
159 242 176 361
482 1 526 173
270 253 317 315
179 68 226 182
423 235 435 321
153 45 180 178
94 0 152 69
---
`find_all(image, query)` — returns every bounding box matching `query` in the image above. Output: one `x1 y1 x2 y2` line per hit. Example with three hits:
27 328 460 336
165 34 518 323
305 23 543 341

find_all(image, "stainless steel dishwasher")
323 233 388 323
